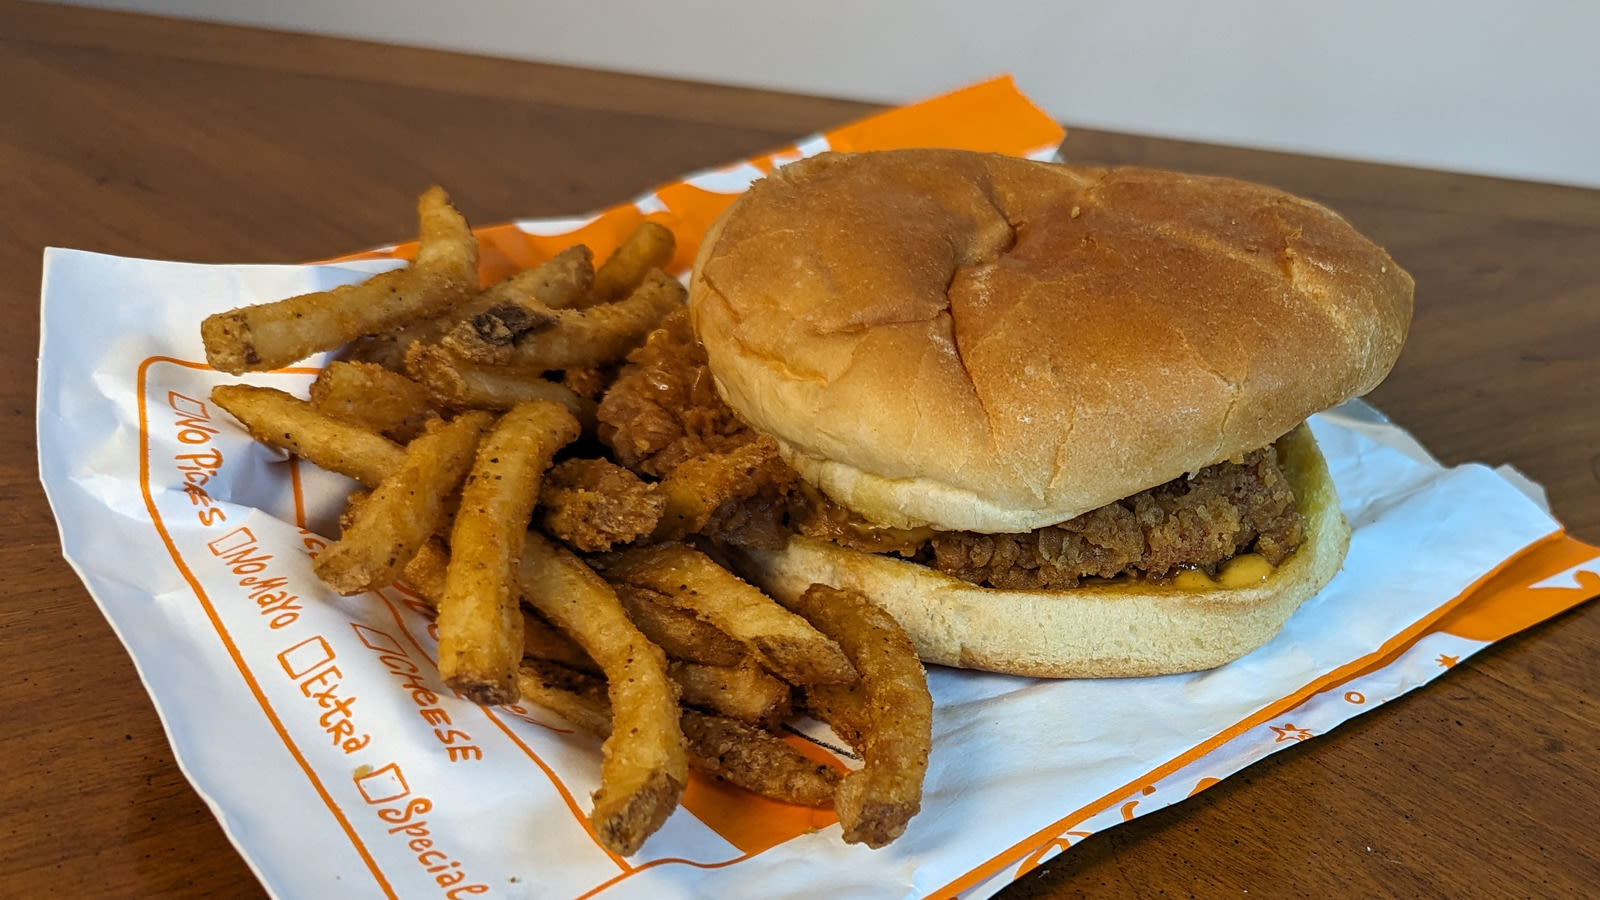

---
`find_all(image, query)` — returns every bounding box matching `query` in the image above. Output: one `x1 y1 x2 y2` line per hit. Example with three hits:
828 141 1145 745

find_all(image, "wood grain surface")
3 1 1596 897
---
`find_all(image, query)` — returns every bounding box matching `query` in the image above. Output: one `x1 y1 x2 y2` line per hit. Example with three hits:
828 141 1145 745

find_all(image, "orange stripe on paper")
136 356 397 899
1434 535 1600 641
931 529 1581 899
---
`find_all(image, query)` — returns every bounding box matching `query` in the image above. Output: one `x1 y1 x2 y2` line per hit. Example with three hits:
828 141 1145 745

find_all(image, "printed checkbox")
351 623 405 655
205 526 256 557
354 762 410 805
278 635 334 679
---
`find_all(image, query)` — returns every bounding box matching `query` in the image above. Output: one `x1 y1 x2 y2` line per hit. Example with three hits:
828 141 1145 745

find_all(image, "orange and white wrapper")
36 78 1599 900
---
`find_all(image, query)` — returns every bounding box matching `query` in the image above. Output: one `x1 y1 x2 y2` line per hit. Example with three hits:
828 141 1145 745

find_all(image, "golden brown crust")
741 425 1349 678
690 150 1412 532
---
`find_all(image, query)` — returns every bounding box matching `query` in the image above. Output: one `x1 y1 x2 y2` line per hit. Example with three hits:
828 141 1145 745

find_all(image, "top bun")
690 150 1412 533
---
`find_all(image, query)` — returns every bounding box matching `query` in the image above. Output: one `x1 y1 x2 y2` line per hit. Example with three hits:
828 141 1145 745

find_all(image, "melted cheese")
1172 553 1274 591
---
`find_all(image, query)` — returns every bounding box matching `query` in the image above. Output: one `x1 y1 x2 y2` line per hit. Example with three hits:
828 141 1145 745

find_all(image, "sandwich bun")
690 150 1411 534
688 149 1410 677
741 424 1348 677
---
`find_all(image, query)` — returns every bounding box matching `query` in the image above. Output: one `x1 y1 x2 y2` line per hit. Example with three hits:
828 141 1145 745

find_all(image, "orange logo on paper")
1269 723 1314 743
1012 831 1094 880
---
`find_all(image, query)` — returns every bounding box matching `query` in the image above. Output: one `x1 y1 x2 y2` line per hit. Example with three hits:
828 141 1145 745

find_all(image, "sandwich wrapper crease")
35 78 1600 900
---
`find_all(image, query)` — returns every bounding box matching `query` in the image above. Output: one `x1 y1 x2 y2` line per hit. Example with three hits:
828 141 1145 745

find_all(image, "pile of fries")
201 188 933 855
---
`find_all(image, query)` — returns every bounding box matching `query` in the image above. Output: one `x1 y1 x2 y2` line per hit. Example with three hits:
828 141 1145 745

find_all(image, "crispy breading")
597 308 753 477
926 447 1305 589
538 458 666 552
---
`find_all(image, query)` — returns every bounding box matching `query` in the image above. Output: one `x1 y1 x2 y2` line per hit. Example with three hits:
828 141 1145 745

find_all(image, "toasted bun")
741 424 1347 677
691 150 1411 533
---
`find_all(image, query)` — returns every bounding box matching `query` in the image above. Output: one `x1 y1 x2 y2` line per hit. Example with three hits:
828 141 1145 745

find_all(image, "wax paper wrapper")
37 78 1600 900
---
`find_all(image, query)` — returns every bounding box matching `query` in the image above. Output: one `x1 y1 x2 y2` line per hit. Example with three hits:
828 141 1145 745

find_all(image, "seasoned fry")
669 659 793 728
516 659 614 737
679 711 841 809
800 682 869 751
654 436 792 540
782 584 932 848
494 269 684 372
519 533 688 856
404 540 598 674
401 537 451 601
596 543 856 686
438 401 580 704
338 489 372 536
440 300 557 364
516 660 839 809
522 611 600 674
405 342 595 425
356 245 597 371
539 458 666 552
338 332 413 373
309 360 437 442
202 186 477 373
613 584 748 667
479 244 596 311
312 411 492 595
211 384 404 488
591 221 676 305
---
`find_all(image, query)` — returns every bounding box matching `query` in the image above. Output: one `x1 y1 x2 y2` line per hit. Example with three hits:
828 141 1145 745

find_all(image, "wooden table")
4 2 1597 897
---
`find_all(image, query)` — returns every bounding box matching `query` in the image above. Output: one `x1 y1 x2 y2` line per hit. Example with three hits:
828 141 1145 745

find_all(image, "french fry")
493 269 684 372
405 342 595 426
516 660 839 809
476 244 595 311
519 533 688 856
353 245 596 372
800 682 869 752
312 411 492 595
522 611 600 674
613 584 748 667
440 300 557 365
669 659 793 728
654 437 790 540
404 540 598 674
782 584 932 848
679 710 841 809
211 384 404 488
591 222 676 305
516 659 614 737
401 537 451 601
309 360 437 442
539 458 666 552
438 401 580 704
338 490 371 537
596 543 856 686
337 332 413 373
202 186 477 373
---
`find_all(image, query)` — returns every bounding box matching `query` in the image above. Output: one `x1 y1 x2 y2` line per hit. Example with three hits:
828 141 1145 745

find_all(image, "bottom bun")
741 424 1350 678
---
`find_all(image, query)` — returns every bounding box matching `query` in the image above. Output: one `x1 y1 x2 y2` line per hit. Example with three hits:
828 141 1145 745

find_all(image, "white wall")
51 0 1600 188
